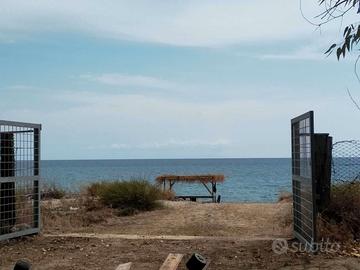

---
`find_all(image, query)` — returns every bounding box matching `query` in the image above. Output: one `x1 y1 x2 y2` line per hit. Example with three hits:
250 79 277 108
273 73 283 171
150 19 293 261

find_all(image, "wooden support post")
169 181 175 191
211 182 217 203
211 182 214 202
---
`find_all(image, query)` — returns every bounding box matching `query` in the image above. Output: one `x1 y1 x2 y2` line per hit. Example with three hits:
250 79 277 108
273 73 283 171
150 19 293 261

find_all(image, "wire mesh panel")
332 140 360 182
291 111 317 248
0 120 41 241
331 140 360 212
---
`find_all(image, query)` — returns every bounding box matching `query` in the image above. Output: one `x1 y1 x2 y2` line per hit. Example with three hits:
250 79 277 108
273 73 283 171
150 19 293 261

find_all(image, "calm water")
41 158 291 202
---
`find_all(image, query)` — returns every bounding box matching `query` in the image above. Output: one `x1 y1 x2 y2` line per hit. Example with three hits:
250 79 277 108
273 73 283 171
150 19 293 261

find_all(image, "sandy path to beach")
44 232 284 241
42 200 293 239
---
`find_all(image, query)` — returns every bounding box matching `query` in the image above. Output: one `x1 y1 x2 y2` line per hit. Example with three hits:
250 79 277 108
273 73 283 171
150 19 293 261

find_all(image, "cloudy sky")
0 0 359 160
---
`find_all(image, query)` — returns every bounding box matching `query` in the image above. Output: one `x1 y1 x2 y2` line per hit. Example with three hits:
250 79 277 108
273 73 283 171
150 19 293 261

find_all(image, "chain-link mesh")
329 140 360 240
332 140 360 183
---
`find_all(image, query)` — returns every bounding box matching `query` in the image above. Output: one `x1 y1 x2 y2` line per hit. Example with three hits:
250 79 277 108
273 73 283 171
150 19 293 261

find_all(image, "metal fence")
291 111 317 248
0 120 41 241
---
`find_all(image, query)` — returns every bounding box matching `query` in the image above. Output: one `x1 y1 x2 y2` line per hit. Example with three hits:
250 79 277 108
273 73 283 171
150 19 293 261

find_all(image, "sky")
0 0 359 160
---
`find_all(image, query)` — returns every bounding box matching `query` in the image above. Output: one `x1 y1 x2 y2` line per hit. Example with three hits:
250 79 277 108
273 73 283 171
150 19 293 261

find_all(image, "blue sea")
41 158 292 203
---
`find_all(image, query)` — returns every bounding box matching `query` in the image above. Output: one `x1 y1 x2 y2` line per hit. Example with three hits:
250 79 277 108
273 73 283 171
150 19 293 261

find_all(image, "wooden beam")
159 253 183 270
201 182 212 195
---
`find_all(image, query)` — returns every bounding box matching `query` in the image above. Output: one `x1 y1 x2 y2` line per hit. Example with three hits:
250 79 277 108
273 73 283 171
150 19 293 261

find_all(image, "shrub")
41 183 66 200
277 191 292 203
86 182 105 197
319 181 360 241
87 180 162 211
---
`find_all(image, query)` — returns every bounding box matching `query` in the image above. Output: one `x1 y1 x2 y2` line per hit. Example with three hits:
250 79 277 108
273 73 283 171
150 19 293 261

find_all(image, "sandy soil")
0 200 359 270
42 200 293 238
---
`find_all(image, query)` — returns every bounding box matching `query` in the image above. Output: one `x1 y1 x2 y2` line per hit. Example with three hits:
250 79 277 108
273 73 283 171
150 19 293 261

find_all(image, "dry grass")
156 174 225 184
41 199 293 239
41 197 113 233
161 190 176 200
41 183 66 200
319 181 360 242
42 180 165 232
277 191 292 203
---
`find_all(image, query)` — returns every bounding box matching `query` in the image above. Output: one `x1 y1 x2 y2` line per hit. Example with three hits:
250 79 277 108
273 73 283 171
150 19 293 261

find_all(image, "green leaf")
325 43 337 54
336 47 342 60
345 37 351 51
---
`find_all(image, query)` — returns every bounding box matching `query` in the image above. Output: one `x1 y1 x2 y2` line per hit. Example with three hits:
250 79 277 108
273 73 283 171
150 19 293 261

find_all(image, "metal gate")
291 111 317 248
0 120 41 241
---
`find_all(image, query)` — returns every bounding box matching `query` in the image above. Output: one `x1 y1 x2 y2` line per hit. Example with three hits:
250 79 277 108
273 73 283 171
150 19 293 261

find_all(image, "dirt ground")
0 200 359 270
1 236 359 270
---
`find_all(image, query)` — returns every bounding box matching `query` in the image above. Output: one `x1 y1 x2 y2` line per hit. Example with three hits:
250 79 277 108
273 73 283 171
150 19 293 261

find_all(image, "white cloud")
0 0 332 47
90 139 230 151
256 31 359 61
137 139 230 149
82 73 174 89
7 84 39 90
258 48 327 61
110 143 130 149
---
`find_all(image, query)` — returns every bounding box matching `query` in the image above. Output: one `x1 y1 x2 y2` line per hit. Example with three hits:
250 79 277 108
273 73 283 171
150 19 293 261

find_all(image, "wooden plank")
115 262 132 270
159 253 183 270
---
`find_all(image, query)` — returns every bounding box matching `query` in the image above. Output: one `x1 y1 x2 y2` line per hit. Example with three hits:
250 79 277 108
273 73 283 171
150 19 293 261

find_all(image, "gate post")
0 132 16 234
314 134 332 213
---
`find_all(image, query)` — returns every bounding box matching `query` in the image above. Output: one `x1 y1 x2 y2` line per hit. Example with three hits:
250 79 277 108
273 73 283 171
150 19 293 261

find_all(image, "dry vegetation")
319 181 360 242
41 187 293 238
156 174 225 184
42 180 166 231
86 180 163 211
41 183 66 200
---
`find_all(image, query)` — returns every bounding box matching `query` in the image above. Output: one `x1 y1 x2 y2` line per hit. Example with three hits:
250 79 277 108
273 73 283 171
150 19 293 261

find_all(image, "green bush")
87 180 162 211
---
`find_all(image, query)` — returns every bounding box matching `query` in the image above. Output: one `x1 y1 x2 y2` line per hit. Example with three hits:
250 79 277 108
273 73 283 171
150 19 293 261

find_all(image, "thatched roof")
156 174 225 184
